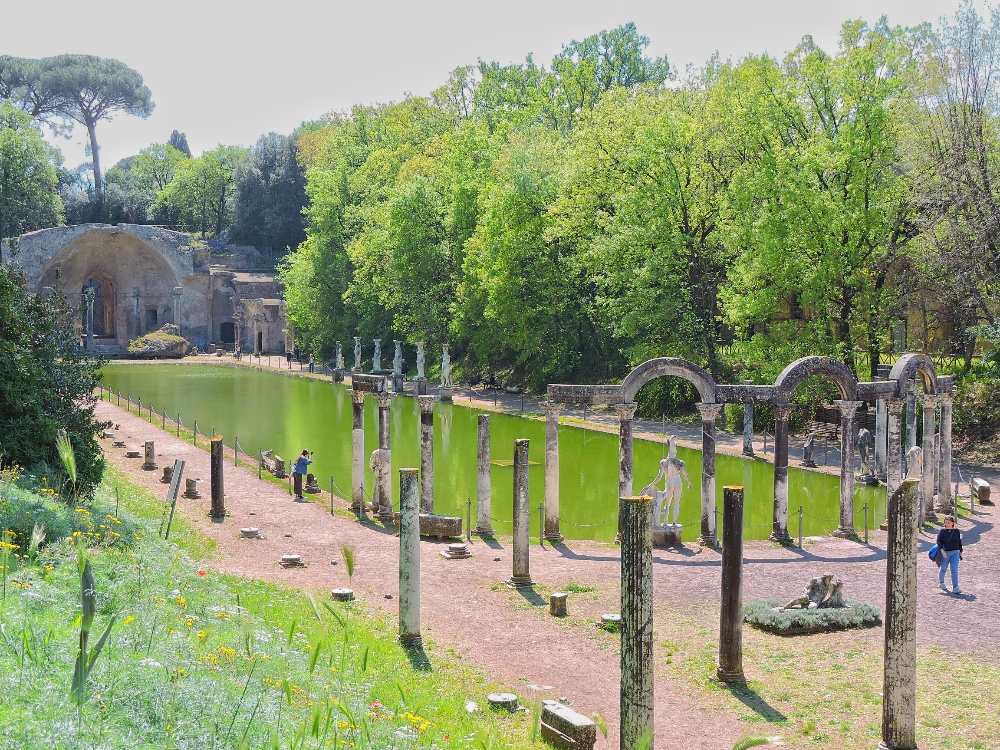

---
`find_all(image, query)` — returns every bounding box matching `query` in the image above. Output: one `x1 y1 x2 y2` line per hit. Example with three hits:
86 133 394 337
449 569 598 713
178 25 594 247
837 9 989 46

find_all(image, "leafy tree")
230 132 307 256
0 102 63 238
155 145 245 237
168 129 191 157
0 265 105 494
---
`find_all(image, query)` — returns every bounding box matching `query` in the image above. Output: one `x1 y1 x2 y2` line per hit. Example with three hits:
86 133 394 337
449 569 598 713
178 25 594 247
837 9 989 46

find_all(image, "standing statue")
802 432 817 468
369 448 389 511
372 339 382 372
905 445 922 482
416 342 425 379
857 427 875 477
643 436 692 527
353 337 362 371
335 341 344 371
393 340 403 376
441 344 452 388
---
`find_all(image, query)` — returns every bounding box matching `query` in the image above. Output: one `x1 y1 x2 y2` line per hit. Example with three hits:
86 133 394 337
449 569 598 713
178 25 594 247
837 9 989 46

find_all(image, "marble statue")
905 445 922 482
353 338 362 371
802 432 817 468
779 573 845 610
416 342 425 379
335 341 344 371
369 448 389 510
441 344 452 388
857 427 875 476
372 339 382 372
644 436 691 527
393 340 403 376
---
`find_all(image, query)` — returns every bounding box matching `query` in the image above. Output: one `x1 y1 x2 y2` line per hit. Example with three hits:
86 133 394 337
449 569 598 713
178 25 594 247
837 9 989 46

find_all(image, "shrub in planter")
743 598 881 636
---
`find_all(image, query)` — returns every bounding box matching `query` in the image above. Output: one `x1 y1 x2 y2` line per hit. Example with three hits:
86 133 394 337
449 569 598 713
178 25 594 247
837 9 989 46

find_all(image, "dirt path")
97 398 999 749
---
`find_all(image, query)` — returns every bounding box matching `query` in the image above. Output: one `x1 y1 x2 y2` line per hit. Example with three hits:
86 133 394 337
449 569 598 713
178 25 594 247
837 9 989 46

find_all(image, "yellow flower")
124 616 134 625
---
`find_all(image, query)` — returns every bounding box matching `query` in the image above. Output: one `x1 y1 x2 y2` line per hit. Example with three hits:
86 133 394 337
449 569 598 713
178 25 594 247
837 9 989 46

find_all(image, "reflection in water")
101 364 886 542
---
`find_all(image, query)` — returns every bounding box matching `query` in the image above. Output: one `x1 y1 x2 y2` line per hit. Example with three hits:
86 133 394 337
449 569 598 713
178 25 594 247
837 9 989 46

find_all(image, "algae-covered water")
100 364 886 542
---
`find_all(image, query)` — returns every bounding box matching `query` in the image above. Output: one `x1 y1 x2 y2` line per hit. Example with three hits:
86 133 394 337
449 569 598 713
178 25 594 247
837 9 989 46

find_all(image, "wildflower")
198 570 206 576
124 616 134 625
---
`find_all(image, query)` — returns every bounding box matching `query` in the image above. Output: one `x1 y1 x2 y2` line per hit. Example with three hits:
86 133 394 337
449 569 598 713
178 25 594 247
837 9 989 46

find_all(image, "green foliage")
0 102 63 237
0 266 106 495
155 145 246 237
953 377 1000 440
743 598 881 636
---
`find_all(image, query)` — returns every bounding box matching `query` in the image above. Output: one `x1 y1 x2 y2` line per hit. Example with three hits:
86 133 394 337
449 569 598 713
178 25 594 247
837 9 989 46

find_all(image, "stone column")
84 289 94 350
233 311 242 349
509 438 533 587
616 402 639 543
375 391 393 520
417 396 436 514
878 476 921 750
921 394 938 523
875 397 888 481
887 398 904 497
350 390 366 511
172 287 183 332
938 393 954 512
132 287 142 337
210 436 225 519
833 400 861 538
904 380 918 453
475 414 494 535
717 485 746 684
398 467 422 646
697 403 723 546
619 494 653 750
770 403 792 542
542 401 563 543
742 382 755 457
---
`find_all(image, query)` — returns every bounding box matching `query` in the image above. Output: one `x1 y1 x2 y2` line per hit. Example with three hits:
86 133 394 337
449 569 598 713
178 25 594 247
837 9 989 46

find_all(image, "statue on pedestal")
353 338 362 371
857 427 875 478
802 432 817 467
393 340 403 376
416 342 425 380
642 436 691 528
372 339 382 372
335 341 344 371
905 445 922 481
441 344 452 388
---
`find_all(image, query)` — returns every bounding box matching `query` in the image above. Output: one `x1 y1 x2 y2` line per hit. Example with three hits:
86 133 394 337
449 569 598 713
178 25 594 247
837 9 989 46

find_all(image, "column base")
831 526 856 539
802 460 818 468
769 529 791 543
507 575 534 588
742 448 755 458
398 634 423 647
652 525 683 547
934 495 953 514
715 665 746 685
544 530 564 543
377 508 396 522
877 741 917 750
699 533 718 548
924 508 938 523
439 387 453 402
474 525 496 536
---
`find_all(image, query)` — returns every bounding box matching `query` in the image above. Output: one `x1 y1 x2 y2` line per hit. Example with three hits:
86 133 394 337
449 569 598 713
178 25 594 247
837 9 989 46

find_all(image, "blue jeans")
939 549 960 590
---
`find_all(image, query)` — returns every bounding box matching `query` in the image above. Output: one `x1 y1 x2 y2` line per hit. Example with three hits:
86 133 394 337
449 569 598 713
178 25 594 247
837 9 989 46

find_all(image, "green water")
99 364 887 542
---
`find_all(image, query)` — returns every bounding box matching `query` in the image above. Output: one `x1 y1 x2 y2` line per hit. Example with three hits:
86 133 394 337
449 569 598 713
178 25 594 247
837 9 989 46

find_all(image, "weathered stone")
240 527 262 539
304 473 320 494
549 592 567 617
651 525 683 547
487 693 518 711
125 449 141 458
331 588 354 602
508 438 533 588
972 477 993 505
439 542 471 559
540 701 597 750
398 468 422 646
183 478 201 499
419 513 462 539
619 495 654 748
128 324 192 359
160 465 174 483
279 554 305 568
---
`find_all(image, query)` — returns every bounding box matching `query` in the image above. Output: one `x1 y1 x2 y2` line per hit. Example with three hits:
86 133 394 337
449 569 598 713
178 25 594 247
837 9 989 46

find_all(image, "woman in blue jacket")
936 515 963 594
292 449 312 500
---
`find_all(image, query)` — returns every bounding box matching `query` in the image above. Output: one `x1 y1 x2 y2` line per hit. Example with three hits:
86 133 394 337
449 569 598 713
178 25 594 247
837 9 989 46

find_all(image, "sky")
2 0 973 172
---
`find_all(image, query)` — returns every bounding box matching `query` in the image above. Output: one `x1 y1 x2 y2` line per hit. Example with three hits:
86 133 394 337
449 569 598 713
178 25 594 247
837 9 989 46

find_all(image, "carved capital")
886 396 904 415
834 399 862 419
374 391 393 410
417 395 437 414
938 392 954 409
349 389 367 406
921 394 939 411
541 401 562 420
696 403 723 422
614 402 638 423
774 403 793 422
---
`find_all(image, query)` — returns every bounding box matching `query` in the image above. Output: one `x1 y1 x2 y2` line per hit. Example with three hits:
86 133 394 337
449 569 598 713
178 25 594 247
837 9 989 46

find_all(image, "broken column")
615 402 638 541
375 391 394 520
475 414 494 535
418 395 436 514
142 440 157 471
210 435 225 519
770 403 792 542
398 467 422 646
508 438 533 587
717 485 746 684
833 400 861 538
350 389 366 512
619 494 653 750
697 403 722 546
879 473 921 750
542 401 563 543
921 394 938 523
172 287 183 332
887 397 904 496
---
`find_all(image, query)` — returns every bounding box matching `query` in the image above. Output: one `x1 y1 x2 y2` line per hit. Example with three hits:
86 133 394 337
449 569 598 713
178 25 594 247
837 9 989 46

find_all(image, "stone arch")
888 353 937 396
621 357 718 404
773 356 858 402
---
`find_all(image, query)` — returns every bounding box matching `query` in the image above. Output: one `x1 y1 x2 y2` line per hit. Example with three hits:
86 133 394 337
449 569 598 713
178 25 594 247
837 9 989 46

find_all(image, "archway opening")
81 277 115 337
220 321 235 344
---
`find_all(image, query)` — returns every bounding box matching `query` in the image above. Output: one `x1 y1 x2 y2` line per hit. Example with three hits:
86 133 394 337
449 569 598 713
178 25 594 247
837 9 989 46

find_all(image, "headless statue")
905 445 922 482
857 427 875 476
643 436 691 527
780 572 845 610
369 448 389 511
802 432 817 467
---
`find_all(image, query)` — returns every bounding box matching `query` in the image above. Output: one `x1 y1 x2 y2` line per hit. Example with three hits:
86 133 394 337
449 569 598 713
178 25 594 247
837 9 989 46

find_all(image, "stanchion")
798 505 803 548
176 414 180 437
330 477 335 515
117 390 121 406
234 438 238 466
212 427 216 438
864 502 869 543
539 501 544 547
161 410 165 430
193 420 198 446
466 497 472 542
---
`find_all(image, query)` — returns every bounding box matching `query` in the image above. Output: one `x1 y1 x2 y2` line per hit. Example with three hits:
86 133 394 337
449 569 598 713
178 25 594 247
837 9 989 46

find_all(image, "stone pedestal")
160 465 173 484
508 438 533 587
652 525 683 548
439 386 452 402
542 401 563 542
415 377 427 396
142 441 157 471
475 414 494 535
392 375 404 393
398 468 422 646
770 403 792 542
717 485 746 684
619 494 654 750
183 478 201 499
549 592 568 617
333 369 345 383
304 473 321 494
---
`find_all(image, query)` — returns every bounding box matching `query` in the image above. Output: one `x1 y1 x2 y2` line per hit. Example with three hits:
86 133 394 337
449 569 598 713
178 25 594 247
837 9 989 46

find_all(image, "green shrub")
743 598 881 636
953 377 1000 440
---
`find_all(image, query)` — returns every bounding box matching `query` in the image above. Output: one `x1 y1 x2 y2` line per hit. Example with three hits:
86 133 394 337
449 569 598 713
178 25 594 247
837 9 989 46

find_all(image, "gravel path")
97 397 999 749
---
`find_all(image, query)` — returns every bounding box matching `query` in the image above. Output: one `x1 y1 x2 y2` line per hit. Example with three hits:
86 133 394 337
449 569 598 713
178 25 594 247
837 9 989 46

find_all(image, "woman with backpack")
936 515 963 594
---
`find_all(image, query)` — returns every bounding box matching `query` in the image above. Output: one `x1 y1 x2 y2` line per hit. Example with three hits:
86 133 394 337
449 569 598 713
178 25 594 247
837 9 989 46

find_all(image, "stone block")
304 473 321 494
125 449 141 458
439 542 471 559
331 588 355 601
279 554 305 568
160 466 174 484
439 386 453 402
183 478 201 499
419 513 462 539
652 525 683 547
549 592 567 617
972 477 993 505
540 700 597 750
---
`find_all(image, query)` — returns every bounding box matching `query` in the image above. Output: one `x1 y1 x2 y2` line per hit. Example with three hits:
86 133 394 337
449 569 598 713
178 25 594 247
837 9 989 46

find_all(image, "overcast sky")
3 0 972 172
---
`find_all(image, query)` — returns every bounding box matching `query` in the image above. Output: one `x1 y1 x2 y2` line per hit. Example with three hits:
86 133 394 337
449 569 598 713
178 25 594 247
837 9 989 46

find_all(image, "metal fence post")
864 502 869 544
798 505 803 548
